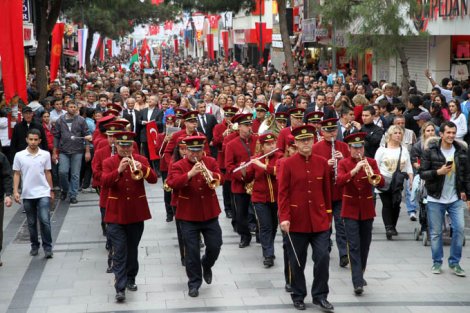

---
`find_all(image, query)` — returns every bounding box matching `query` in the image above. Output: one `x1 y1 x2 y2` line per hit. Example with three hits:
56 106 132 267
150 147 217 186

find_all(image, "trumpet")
128 154 144 180
194 157 220 189
359 154 381 186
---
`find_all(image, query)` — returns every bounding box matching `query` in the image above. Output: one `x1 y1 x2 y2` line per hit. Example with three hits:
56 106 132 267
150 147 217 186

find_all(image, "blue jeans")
59 153 83 198
405 178 417 214
427 200 465 266
23 197 52 252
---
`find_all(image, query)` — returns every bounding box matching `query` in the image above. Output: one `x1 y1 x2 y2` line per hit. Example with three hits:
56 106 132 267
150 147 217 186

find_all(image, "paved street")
1 180 470 313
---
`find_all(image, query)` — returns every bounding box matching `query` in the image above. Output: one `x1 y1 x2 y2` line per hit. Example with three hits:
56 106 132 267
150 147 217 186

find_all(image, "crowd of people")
0 53 470 310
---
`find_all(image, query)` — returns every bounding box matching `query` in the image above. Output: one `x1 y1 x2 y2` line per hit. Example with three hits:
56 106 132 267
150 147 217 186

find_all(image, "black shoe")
354 286 364 295
285 283 292 293
263 256 274 268
239 241 250 248
225 211 232 218
203 266 212 284
106 266 113 273
385 227 394 240
166 215 173 222
70 198 78 204
126 281 138 291
115 291 126 302
188 288 199 297
312 298 334 312
293 301 306 310
339 255 349 268
44 251 53 259
30 248 39 256
391 227 398 236
60 192 67 200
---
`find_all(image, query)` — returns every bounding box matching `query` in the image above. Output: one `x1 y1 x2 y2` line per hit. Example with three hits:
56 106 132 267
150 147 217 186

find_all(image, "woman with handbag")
375 125 414 240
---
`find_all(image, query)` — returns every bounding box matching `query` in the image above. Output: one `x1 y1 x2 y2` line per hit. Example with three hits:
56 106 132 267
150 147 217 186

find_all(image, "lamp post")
259 0 263 68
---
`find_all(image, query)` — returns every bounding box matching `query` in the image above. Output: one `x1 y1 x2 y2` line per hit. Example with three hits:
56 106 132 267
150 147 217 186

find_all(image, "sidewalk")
1 180 470 313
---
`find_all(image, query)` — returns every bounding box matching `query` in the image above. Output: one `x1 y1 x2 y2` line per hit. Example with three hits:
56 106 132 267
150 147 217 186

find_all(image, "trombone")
127 154 144 180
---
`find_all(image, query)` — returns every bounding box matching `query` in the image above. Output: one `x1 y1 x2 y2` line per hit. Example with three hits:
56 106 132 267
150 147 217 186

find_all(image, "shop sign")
272 41 283 48
23 22 36 47
23 0 31 22
234 29 245 45
302 18 316 43
419 0 470 19
315 28 328 38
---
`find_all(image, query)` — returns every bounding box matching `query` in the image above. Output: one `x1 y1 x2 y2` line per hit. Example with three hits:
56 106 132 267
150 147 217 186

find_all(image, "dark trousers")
380 192 400 228
0 199 3 253
179 218 223 289
107 222 144 292
344 218 373 288
161 171 173 218
233 193 252 243
172 206 185 262
331 200 347 258
282 232 292 285
253 202 278 257
80 148 94 189
221 171 233 214
287 231 330 302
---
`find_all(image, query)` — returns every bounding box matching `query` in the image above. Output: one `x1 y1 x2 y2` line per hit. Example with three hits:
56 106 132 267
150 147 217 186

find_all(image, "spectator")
356 105 384 158
53 101 91 204
10 107 48 160
49 98 66 125
12 129 53 258
448 99 467 141
0 109 11 162
27 90 44 121
404 95 424 136
420 121 470 276
0 147 13 266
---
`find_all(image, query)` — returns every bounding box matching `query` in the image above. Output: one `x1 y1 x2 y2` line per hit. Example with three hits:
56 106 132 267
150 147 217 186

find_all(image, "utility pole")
259 0 263 68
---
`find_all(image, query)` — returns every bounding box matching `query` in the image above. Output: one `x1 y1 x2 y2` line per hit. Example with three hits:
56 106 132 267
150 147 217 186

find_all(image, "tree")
277 0 294 76
169 0 255 13
318 0 425 104
64 0 176 71
35 0 63 99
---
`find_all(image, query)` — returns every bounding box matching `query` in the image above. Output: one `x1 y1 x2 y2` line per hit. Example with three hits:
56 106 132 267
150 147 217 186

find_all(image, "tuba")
128 154 144 180
359 154 381 186
195 158 220 189
258 114 280 135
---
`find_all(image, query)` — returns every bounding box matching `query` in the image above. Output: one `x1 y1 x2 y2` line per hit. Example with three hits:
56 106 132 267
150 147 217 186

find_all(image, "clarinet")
111 143 116 156
331 138 337 183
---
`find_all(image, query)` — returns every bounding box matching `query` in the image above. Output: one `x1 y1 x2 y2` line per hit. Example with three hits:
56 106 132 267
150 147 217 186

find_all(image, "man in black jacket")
196 101 218 158
138 95 161 168
404 95 423 137
0 150 13 266
420 121 470 277
10 107 48 160
358 105 383 158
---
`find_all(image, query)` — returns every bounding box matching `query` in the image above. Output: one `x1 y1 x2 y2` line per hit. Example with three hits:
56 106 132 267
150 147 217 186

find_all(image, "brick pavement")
1 180 470 313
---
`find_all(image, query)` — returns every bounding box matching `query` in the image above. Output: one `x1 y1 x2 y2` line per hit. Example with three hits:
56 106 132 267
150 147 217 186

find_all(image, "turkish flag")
146 121 159 160
206 34 214 60
207 15 221 30
50 23 65 82
0 0 27 103
149 24 159 35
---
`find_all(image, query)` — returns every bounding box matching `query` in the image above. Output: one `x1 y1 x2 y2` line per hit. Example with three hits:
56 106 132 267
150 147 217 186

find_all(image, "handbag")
377 146 407 193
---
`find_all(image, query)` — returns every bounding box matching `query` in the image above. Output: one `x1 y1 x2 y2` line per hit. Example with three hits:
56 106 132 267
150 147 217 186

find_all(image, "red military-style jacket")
156 132 169 172
221 132 239 177
312 139 351 201
166 156 223 222
252 118 264 134
92 129 107 148
278 153 333 233
92 145 113 207
336 156 384 220
225 134 258 193
102 154 157 224
213 120 229 169
163 129 209 166
276 126 293 152
245 151 283 203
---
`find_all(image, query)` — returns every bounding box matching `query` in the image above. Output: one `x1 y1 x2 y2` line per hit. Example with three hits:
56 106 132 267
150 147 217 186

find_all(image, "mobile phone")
446 161 453 166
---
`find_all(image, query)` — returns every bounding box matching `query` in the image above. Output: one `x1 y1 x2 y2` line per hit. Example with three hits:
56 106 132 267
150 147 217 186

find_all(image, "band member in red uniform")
277 108 305 152
163 111 209 167
94 119 130 151
166 136 223 298
336 133 382 295
278 125 334 312
252 103 268 134
157 114 176 222
212 106 238 218
174 108 187 128
305 111 324 143
92 115 116 148
225 114 258 247
312 118 351 268
244 133 283 267
275 112 289 133
101 131 157 302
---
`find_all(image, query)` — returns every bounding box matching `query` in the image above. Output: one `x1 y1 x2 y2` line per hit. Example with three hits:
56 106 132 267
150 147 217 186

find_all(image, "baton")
286 231 301 267
70 136 86 140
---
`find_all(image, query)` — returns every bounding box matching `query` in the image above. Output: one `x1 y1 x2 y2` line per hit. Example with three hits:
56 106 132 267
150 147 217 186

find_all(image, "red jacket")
225 134 258 193
312 139 351 201
276 126 292 152
156 132 169 171
163 129 209 166
92 145 112 207
166 156 223 221
213 121 229 169
245 151 283 203
252 118 263 134
278 153 332 233
102 154 157 224
221 132 239 177
336 156 383 220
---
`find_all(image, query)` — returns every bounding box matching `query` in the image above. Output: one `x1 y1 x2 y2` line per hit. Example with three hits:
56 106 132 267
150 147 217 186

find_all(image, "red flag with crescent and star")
50 23 65 82
146 120 159 160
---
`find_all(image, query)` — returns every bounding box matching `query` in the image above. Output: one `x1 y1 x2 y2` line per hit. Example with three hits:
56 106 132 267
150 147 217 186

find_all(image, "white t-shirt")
428 146 458 204
374 146 413 178
13 148 52 199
